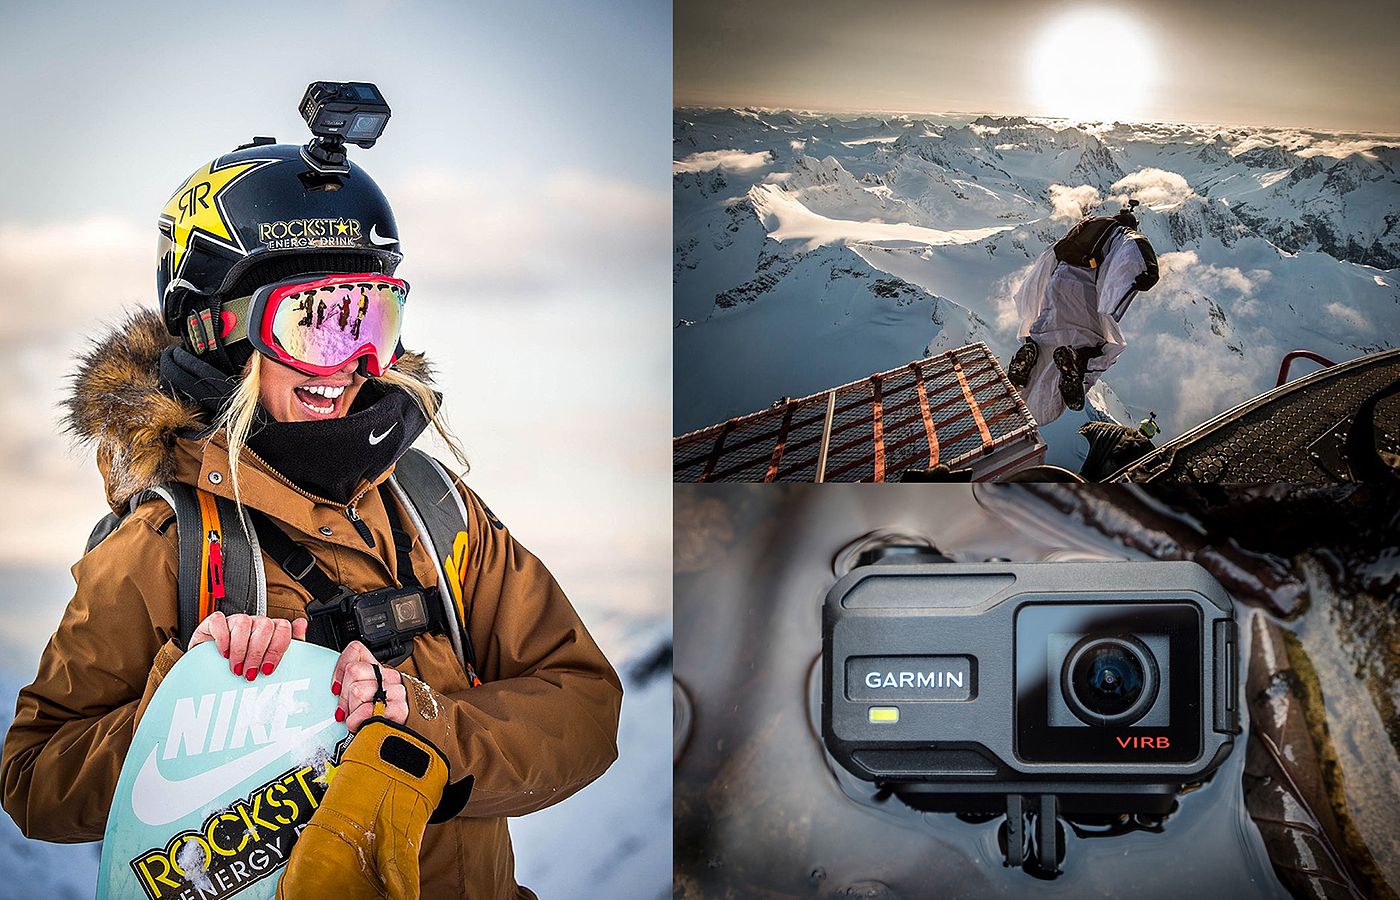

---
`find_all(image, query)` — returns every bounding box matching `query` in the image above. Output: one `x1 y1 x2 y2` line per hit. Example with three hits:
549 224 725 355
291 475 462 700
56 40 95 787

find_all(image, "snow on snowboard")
97 641 349 900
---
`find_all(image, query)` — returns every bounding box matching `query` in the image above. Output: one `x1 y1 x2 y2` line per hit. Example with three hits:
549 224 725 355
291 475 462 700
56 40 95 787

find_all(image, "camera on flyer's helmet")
1113 198 1141 230
156 82 402 373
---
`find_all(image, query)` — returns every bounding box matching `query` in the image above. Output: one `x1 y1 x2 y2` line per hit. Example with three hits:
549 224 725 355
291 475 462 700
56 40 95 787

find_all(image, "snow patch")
176 836 214 895
1086 380 1132 425
748 183 1015 253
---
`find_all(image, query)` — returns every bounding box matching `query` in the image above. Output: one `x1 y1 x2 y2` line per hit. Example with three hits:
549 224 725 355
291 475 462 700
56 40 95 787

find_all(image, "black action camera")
821 551 1237 871
306 584 436 666
299 81 392 173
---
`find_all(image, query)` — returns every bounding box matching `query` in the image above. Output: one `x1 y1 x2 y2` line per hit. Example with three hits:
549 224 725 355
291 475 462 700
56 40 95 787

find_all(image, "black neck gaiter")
160 347 431 504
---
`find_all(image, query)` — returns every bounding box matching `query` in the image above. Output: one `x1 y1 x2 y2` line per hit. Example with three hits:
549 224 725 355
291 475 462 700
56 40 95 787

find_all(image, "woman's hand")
331 641 409 732
188 612 309 680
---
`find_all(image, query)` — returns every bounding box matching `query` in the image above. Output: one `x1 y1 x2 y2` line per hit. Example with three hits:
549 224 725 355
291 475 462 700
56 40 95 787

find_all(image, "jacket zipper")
240 445 379 547
344 503 375 548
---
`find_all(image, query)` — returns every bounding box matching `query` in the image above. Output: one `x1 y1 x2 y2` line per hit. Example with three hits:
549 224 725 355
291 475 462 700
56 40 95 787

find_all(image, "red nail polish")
335 707 346 723
332 681 341 695
262 663 274 676
246 669 257 681
223 649 229 659
233 663 243 676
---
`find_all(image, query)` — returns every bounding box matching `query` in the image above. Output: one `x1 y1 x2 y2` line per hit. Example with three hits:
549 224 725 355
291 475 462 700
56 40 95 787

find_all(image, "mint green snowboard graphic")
97 641 349 900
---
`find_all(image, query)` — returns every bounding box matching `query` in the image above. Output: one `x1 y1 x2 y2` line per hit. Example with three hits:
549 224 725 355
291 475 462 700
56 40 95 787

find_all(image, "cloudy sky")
0 0 671 623
675 0 1400 132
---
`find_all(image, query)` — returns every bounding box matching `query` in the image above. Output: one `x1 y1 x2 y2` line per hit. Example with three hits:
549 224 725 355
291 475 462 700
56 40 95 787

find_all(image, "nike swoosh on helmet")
129 715 338 827
369 224 398 246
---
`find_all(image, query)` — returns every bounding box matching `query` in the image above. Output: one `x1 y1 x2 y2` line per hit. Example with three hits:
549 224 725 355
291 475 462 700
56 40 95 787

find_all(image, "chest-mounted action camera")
821 547 1237 875
299 81 392 174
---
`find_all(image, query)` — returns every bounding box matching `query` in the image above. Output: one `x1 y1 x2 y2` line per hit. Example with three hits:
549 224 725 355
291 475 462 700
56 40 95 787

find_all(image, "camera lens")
1062 635 1159 726
1075 645 1142 714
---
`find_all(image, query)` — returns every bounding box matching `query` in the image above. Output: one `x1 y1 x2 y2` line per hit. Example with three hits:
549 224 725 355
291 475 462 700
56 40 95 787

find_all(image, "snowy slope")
674 109 1400 468
0 662 104 900
509 618 672 900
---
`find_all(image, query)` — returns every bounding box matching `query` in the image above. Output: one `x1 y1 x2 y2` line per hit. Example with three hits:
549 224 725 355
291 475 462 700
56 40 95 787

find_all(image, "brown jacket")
0 311 623 899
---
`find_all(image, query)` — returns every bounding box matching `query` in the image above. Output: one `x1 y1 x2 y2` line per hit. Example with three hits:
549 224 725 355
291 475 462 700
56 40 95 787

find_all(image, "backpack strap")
387 449 481 684
83 454 474 673
1053 217 1119 269
140 484 204 649
85 512 125 553
381 483 423 592
120 484 263 649
1086 223 1119 270
245 485 463 670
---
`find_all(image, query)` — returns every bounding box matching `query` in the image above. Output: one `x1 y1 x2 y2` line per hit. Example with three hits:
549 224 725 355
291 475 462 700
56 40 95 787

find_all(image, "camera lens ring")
1062 634 1159 727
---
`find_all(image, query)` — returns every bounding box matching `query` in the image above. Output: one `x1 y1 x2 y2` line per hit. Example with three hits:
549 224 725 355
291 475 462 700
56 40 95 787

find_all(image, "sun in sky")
1028 7 1157 123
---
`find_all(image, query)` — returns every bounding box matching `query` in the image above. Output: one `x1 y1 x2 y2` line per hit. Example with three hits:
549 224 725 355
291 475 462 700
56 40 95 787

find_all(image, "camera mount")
299 81 392 174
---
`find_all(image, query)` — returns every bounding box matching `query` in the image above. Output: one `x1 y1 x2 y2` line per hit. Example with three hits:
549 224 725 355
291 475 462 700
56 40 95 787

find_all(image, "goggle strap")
222 295 251 346
188 296 253 355
185 309 217 354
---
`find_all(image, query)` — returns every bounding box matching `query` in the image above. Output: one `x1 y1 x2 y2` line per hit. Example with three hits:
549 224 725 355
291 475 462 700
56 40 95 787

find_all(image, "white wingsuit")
1013 223 1157 426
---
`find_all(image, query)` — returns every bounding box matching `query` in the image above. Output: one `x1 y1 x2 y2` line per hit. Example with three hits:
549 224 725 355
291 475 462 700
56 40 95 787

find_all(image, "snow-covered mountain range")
674 108 1400 469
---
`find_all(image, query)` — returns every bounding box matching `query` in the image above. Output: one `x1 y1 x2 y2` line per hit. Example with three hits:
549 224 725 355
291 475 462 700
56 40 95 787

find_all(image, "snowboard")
97 641 349 900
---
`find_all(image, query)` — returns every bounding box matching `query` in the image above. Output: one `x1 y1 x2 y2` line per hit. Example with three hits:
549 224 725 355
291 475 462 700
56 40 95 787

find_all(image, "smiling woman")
1 102 624 900
1029 7 1157 122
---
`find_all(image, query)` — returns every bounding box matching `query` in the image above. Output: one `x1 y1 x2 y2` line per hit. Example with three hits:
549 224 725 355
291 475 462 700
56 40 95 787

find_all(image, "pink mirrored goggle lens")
263 278 406 376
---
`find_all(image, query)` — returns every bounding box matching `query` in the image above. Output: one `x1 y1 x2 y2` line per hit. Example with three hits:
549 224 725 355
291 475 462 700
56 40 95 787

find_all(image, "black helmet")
156 139 402 367
1114 198 1141 230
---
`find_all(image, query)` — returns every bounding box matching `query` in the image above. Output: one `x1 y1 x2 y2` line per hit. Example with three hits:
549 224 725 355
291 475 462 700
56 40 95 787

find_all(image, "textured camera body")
821 559 1237 814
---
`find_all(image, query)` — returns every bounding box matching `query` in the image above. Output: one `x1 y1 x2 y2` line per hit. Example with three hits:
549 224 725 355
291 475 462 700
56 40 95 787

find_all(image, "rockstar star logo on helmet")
158 157 279 281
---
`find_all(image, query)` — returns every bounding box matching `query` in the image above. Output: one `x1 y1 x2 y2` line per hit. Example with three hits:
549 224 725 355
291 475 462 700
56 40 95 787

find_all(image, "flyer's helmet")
156 139 402 362
1114 198 1141 230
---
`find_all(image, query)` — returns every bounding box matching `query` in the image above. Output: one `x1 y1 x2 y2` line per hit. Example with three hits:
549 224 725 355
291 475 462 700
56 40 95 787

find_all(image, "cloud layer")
1156 250 1268 300
1047 183 1100 221
673 149 774 173
1110 168 1193 209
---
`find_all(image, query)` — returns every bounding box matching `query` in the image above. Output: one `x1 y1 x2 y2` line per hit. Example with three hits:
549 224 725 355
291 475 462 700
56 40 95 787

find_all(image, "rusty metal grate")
674 343 1043 482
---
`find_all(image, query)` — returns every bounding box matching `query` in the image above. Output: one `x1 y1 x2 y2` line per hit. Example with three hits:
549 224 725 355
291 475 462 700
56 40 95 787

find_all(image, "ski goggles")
237 274 409 377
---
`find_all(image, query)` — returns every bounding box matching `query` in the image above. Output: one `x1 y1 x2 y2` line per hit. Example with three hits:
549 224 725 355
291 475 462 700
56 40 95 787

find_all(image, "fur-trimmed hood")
64 308 434 512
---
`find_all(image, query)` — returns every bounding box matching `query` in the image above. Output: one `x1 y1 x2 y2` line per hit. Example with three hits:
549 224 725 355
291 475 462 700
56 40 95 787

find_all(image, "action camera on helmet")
821 550 1237 873
300 81 392 173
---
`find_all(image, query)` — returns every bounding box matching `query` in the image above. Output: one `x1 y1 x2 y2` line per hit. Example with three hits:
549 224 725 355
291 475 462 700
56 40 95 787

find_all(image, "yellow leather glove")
277 691 471 899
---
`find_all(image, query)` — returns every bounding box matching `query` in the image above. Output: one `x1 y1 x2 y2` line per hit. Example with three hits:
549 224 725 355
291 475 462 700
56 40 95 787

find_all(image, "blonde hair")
213 354 469 508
